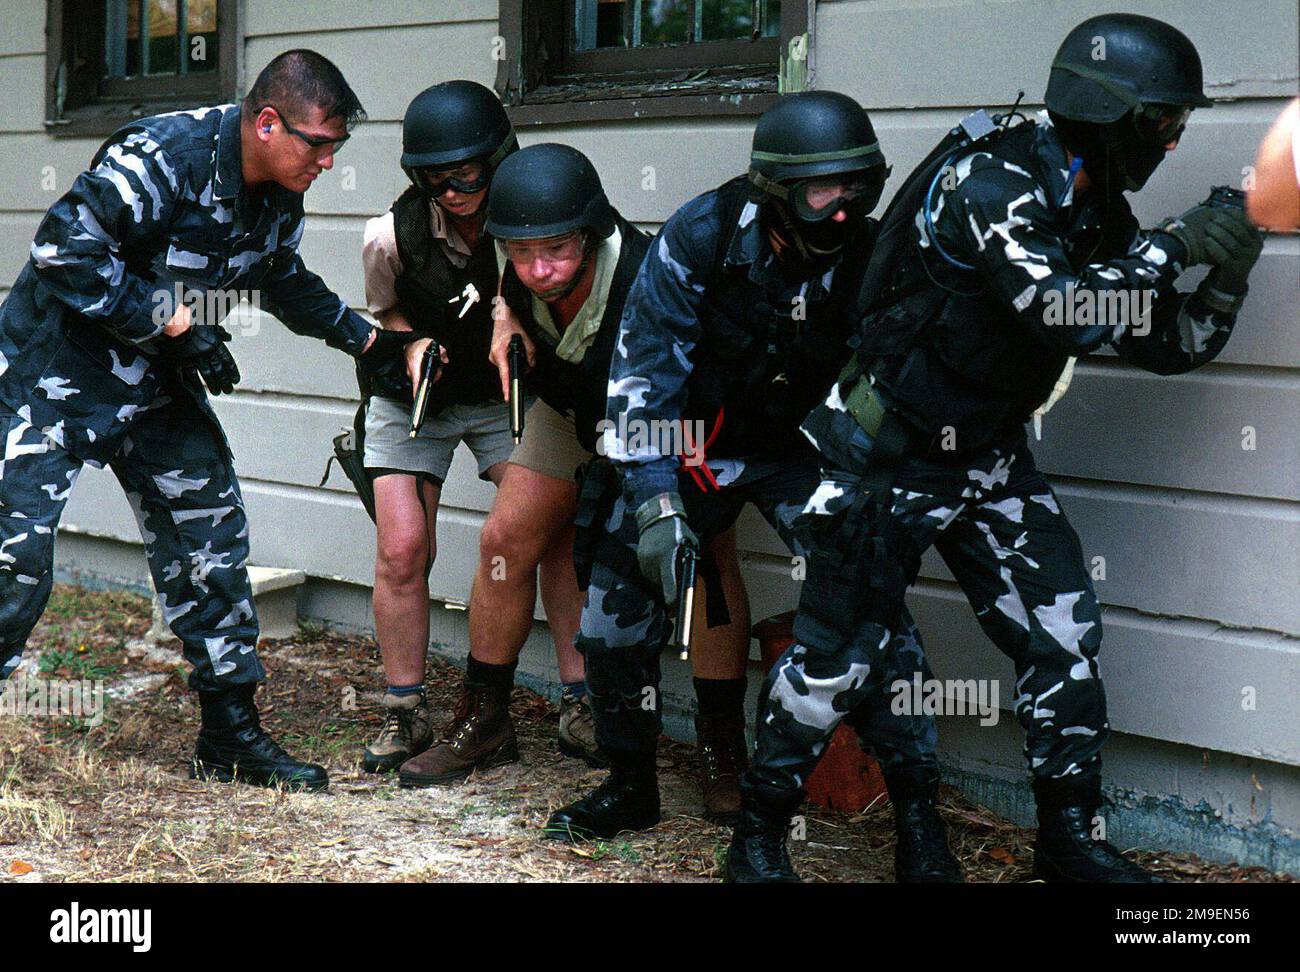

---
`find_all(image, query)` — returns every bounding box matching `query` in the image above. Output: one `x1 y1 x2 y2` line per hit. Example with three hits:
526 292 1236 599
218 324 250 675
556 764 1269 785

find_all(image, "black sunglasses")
264 105 351 154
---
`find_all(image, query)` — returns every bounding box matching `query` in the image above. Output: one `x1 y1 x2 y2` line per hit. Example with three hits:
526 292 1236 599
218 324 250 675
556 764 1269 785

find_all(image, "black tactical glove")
162 324 240 396
358 328 421 380
1202 214 1264 295
1160 203 1260 269
635 492 699 608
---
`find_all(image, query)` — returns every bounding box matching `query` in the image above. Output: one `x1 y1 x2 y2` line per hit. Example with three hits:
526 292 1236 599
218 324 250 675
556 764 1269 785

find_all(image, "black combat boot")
544 750 660 842
1033 775 1163 883
192 683 328 792
725 776 803 883
884 766 964 883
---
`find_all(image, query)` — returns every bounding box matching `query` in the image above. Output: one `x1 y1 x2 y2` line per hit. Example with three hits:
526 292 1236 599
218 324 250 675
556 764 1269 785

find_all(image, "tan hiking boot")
362 690 435 774
557 690 609 768
696 712 749 823
398 682 518 787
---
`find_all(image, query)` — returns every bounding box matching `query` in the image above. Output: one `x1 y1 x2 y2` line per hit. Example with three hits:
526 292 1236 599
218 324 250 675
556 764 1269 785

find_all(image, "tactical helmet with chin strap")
1045 13 1211 193
747 91 890 264
400 80 518 198
486 143 615 302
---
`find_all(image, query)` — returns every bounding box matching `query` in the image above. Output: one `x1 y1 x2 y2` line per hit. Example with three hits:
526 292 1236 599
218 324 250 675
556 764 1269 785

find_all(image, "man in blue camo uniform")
0 50 416 791
734 15 1266 882
547 93 962 882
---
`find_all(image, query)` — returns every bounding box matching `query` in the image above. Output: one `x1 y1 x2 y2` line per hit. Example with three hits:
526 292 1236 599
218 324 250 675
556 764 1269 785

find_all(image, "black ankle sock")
694 677 746 719
466 655 517 692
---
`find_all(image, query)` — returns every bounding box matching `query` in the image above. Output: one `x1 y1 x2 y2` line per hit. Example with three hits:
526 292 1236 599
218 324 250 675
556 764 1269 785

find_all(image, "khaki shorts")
508 398 593 484
363 395 515 483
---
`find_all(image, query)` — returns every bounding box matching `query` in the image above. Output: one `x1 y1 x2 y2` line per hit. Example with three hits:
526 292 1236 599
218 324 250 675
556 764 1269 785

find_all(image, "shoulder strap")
391 185 432 276
707 176 753 291
858 111 1024 317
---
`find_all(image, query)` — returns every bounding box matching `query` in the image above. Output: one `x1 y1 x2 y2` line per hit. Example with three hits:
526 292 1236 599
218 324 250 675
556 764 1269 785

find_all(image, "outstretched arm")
261 206 373 355
949 164 1191 357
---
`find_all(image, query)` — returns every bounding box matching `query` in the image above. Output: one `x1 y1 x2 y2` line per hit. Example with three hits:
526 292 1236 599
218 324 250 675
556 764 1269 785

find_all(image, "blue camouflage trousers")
0 388 264 691
578 455 939 771
752 440 1108 792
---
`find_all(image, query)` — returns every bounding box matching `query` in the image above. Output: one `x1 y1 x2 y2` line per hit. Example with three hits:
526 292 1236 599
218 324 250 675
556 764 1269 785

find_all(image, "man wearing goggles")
0 49 423 794
355 82 603 780
449 143 755 824
739 13 1264 884
549 93 953 882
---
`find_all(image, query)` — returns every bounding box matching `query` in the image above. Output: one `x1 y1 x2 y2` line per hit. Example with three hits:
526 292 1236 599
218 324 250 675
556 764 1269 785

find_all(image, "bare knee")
377 527 430 588
479 509 547 578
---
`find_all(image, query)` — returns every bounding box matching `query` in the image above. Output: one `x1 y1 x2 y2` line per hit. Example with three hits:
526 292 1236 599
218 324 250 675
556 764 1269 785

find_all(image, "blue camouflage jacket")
805 115 1241 460
606 177 867 509
0 104 371 461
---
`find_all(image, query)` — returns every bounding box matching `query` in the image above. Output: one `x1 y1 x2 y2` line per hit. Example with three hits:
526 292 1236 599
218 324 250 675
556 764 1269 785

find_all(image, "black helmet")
485 143 615 241
1046 13 1212 123
748 92 889 266
1046 14 1210 194
749 91 888 218
400 80 517 192
750 91 886 184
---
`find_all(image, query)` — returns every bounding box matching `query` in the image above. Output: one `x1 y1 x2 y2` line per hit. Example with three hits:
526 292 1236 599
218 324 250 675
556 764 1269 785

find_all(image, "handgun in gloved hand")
634 491 699 609
1160 187 1264 273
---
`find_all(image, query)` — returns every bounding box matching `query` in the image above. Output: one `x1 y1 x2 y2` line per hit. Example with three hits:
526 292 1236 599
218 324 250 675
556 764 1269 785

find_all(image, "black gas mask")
759 167 888 271
1051 103 1189 203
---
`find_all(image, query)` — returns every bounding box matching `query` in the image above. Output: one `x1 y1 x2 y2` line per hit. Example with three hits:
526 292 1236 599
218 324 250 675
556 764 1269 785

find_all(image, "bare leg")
372 474 442 687
690 527 752 679
538 520 585 683
468 462 578 666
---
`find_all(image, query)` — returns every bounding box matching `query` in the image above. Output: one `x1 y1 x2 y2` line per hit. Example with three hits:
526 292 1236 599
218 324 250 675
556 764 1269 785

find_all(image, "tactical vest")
685 176 875 460
856 120 1139 453
380 186 502 408
499 214 652 453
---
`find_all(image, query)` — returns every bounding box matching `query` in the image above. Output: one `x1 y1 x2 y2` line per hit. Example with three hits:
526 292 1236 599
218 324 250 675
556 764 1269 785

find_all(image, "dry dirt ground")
0 585 1290 884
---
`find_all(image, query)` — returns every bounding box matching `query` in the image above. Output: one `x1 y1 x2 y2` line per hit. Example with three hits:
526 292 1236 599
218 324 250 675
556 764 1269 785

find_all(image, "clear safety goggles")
499 231 586 264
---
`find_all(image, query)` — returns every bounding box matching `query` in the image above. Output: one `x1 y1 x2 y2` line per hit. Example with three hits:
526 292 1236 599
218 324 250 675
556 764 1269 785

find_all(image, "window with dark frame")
45 0 239 138
498 0 808 126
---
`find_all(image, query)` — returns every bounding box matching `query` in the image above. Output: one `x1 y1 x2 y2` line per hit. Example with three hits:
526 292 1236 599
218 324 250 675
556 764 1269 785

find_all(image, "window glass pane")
638 0 691 47
574 0 629 51
126 0 142 76
103 0 131 76
186 0 218 73
765 0 782 38
145 0 179 76
701 0 781 40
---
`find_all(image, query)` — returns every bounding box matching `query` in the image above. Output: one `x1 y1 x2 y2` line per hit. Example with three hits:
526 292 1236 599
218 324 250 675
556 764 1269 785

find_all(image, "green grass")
296 619 328 641
278 721 369 764
43 585 150 621
38 646 120 680
584 839 642 864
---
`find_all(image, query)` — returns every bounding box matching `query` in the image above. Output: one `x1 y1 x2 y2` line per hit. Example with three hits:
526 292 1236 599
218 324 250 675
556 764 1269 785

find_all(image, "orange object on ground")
753 611 887 813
